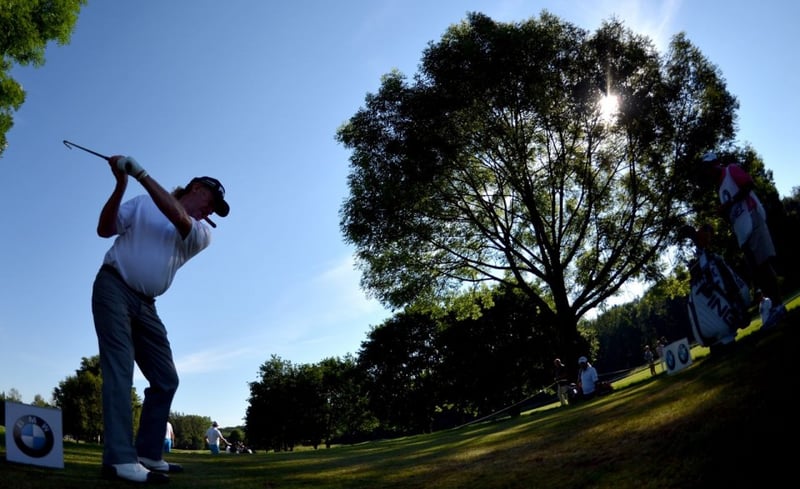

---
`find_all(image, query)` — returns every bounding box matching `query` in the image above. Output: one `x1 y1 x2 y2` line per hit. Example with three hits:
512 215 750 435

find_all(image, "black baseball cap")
190 176 230 217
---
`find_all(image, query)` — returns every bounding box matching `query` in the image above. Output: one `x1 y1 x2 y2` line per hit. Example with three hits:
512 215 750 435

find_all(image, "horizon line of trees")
4 199 799 448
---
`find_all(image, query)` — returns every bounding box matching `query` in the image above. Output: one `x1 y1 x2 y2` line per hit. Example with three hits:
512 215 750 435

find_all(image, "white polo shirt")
102 195 212 297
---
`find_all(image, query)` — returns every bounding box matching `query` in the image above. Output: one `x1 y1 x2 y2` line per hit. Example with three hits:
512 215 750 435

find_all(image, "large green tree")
245 355 307 452
357 312 441 435
170 413 212 450
316 355 376 446
0 0 85 155
53 355 142 443
53 356 103 442
337 12 738 361
246 355 375 450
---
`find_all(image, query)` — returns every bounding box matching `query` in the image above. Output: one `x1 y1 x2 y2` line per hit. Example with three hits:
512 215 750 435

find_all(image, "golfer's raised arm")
137 174 193 238
97 156 128 238
114 155 194 238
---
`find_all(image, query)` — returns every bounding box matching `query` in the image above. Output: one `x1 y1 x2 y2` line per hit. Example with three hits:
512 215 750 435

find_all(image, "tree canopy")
336 11 739 358
0 0 86 155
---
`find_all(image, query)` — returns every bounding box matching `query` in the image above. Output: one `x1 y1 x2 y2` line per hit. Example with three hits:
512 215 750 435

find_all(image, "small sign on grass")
4 401 64 469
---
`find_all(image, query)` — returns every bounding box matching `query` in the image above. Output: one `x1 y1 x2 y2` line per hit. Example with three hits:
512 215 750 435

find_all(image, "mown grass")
2 300 795 488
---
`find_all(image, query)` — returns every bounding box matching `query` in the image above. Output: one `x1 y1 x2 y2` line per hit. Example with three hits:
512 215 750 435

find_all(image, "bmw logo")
678 343 690 364
13 414 55 458
665 349 676 371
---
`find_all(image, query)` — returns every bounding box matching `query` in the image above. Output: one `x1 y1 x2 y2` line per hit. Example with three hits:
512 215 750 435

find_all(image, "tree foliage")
245 355 377 450
336 11 739 363
31 393 52 407
52 356 101 442
52 355 141 443
357 312 441 435
435 284 558 419
244 355 334 451
0 389 24 422
0 0 86 155
316 355 376 446
170 413 212 450
0 388 23 402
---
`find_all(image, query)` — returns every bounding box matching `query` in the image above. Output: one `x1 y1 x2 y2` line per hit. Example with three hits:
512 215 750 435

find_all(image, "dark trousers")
92 267 179 465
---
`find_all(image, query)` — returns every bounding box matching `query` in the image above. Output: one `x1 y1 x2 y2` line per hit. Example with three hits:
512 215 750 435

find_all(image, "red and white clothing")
717 164 774 266
717 164 765 247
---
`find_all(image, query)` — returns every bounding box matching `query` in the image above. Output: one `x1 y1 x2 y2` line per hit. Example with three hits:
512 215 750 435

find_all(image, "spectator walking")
656 337 667 373
577 356 599 401
644 345 656 376
553 358 570 407
164 421 175 453
756 289 773 327
205 421 229 455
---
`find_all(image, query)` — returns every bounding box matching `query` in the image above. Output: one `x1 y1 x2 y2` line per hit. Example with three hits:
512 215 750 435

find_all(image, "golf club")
63 139 217 228
63 139 110 160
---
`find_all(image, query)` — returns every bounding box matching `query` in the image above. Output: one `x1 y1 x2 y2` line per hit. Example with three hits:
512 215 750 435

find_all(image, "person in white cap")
92 155 230 484
205 421 229 454
577 356 599 400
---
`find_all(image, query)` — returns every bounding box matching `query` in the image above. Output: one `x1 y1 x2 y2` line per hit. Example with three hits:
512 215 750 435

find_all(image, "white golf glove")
117 156 148 180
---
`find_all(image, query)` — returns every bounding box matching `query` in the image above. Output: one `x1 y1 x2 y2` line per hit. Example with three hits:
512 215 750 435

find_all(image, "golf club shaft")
63 140 110 160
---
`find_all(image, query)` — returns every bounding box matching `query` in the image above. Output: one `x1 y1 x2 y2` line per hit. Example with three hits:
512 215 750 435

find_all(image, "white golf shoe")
139 456 184 473
101 462 169 484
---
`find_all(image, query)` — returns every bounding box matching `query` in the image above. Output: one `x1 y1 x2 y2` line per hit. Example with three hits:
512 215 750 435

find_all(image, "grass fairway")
2 303 795 488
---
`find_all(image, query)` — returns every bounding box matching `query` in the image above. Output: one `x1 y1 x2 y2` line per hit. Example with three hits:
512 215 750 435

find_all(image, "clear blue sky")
1 1 797 429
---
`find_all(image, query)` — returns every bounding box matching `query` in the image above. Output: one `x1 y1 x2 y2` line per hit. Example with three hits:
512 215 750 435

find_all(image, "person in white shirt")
164 421 175 453
656 337 667 373
93 154 230 484
553 358 570 407
577 356 599 400
205 421 229 454
756 289 773 327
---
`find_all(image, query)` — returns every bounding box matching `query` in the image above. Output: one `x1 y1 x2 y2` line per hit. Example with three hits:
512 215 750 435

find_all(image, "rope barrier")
453 364 645 430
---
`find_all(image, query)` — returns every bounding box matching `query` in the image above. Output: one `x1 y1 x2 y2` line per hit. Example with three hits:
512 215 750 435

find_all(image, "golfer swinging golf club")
92 153 229 484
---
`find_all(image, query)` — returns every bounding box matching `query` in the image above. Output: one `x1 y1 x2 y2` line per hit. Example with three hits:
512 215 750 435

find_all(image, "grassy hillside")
1 304 795 489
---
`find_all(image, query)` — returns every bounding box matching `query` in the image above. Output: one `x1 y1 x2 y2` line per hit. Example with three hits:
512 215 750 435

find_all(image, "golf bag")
565 383 579 402
686 248 750 347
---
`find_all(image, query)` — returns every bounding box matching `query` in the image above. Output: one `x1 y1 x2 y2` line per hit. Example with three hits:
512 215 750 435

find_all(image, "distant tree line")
169 413 215 450
1 360 240 451
4 180 799 448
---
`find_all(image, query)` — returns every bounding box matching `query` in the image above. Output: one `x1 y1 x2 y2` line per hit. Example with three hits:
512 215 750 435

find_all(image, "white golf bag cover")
686 249 750 347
